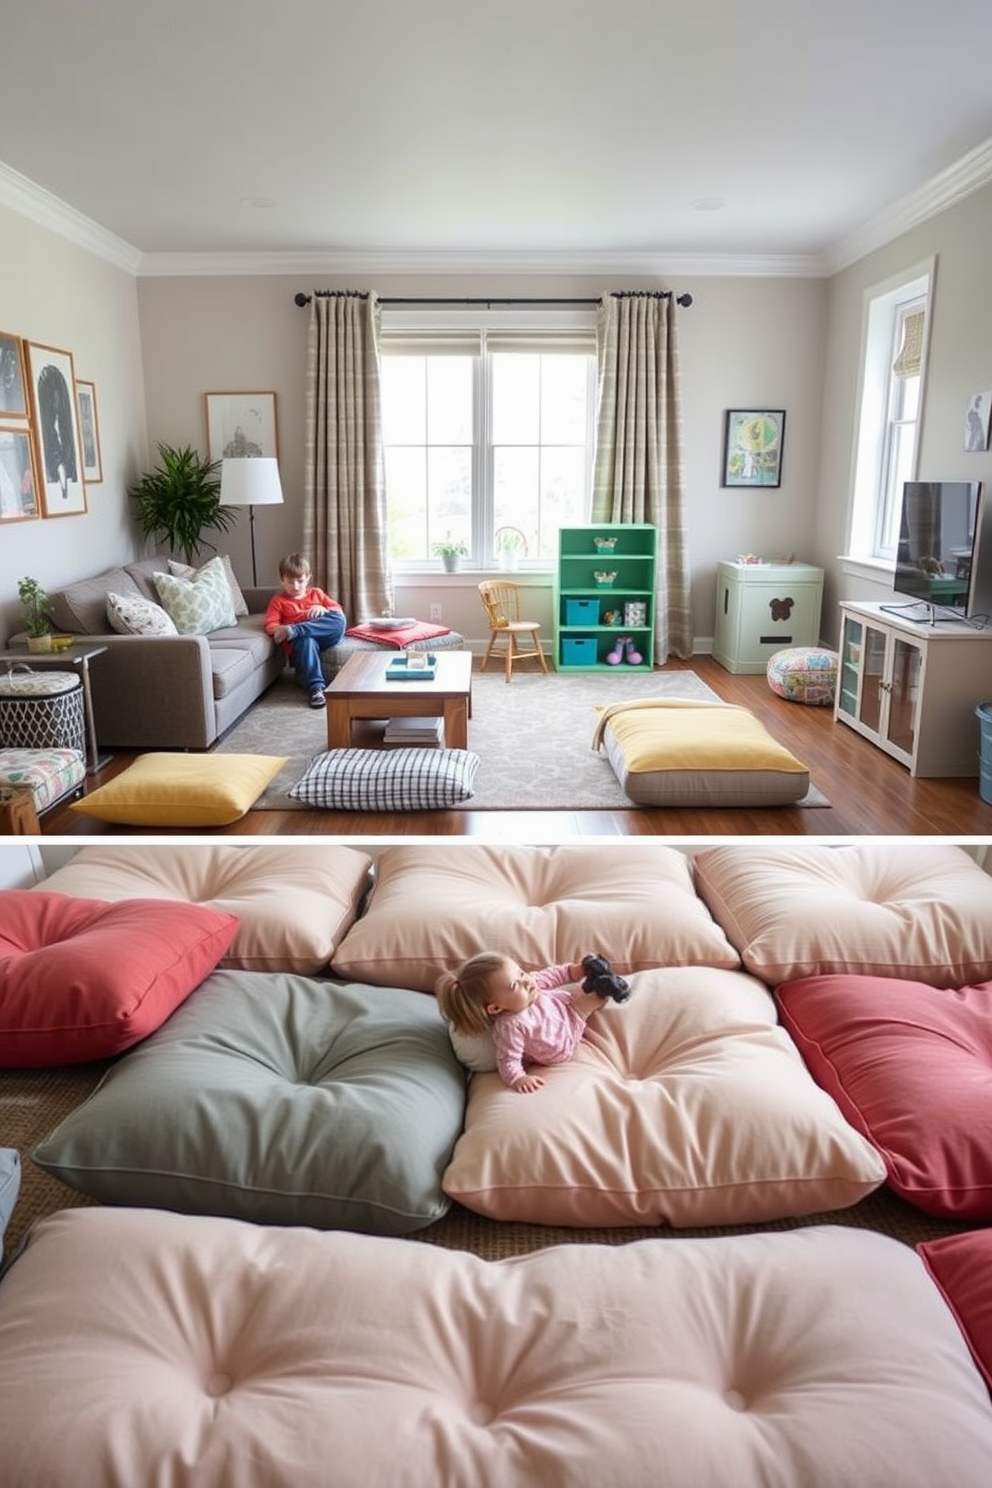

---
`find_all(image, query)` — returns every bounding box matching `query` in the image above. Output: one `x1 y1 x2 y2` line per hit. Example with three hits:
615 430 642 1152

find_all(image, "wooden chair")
477 580 549 683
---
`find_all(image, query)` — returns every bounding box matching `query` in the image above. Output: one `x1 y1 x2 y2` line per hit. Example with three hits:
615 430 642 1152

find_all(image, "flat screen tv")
887 480 991 624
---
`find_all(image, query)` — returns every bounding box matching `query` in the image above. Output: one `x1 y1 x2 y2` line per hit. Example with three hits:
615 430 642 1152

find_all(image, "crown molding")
822 135 992 275
0 160 141 274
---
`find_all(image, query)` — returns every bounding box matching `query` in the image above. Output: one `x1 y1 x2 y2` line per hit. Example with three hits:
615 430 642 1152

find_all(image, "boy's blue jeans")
287 612 347 691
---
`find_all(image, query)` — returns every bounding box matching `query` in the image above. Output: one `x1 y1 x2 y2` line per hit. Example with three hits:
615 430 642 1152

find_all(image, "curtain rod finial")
676 292 693 308
294 292 310 307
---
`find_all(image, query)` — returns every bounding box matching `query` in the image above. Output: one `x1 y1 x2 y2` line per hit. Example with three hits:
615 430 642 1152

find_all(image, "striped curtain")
303 292 393 622
592 293 692 663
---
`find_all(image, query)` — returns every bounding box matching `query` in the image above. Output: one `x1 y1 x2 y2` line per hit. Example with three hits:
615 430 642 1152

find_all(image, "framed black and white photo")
721 409 786 488
76 378 103 483
0 333 29 418
964 390 992 452
0 423 40 521
26 341 87 516
205 391 278 462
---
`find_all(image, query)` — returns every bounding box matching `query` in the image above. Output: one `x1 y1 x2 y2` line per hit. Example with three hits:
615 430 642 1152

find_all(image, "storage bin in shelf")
565 598 600 625
562 637 598 666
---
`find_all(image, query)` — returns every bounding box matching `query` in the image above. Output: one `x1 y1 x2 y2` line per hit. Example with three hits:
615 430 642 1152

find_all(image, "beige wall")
0 204 146 641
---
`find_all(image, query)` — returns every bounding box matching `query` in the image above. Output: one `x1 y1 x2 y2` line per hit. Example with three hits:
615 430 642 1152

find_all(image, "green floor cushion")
33 971 466 1235
594 699 810 806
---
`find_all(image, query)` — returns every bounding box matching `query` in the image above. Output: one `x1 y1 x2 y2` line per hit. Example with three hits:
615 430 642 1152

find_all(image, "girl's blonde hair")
434 951 508 1036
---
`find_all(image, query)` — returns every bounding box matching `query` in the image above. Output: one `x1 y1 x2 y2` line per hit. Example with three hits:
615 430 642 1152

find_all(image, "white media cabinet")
834 601 992 777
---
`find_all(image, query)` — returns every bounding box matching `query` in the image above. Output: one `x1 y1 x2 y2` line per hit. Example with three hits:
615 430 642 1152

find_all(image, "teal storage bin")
562 637 597 666
565 598 599 625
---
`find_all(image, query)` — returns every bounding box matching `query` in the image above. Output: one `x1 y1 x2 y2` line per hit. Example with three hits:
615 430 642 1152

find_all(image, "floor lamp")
220 457 284 587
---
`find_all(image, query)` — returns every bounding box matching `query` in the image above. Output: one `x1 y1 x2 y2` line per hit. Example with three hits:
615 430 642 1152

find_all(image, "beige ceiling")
3 0 992 273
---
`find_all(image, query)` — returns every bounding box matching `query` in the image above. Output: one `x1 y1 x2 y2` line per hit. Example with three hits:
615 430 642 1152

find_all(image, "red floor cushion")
918 1228 992 1392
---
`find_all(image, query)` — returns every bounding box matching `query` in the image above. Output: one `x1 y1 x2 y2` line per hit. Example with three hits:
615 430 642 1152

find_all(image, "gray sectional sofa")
36 558 285 751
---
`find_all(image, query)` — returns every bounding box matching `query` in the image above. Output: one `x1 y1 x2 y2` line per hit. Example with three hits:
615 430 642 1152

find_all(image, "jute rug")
217 668 829 811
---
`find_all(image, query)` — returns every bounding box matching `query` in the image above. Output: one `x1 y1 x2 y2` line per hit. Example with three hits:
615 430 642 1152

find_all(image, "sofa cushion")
775 973 992 1219
153 556 237 635
692 843 992 986
69 752 287 827
105 591 178 636
289 748 480 811
32 971 466 1233
598 699 810 806
0 890 238 1067
38 843 373 974
47 566 141 635
0 1147 20 1262
206 644 257 698
331 843 740 992
442 966 885 1227
3 1213 991 1488
168 554 248 617
918 1229 992 1392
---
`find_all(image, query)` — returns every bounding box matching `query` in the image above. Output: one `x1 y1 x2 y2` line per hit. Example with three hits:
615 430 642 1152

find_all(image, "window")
380 316 597 568
847 263 932 568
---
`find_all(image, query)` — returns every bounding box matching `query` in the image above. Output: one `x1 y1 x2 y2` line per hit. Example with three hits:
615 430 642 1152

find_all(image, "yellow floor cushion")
594 699 810 806
71 753 288 827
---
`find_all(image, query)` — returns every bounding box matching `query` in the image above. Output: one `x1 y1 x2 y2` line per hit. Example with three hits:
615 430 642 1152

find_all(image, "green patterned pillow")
153 556 236 635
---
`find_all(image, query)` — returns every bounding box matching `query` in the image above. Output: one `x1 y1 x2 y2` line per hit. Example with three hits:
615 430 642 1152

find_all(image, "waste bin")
977 702 992 804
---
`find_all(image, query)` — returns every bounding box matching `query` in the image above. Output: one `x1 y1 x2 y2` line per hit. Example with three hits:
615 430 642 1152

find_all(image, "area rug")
216 670 829 810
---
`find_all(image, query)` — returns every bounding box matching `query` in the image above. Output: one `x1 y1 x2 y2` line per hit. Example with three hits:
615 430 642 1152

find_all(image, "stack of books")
383 716 443 748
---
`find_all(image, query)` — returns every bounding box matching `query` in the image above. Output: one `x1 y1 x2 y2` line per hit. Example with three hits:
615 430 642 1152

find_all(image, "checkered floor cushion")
289 748 480 810
0 749 85 813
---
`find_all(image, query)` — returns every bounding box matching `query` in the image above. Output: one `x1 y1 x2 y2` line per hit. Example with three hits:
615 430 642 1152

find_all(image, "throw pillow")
70 753 287 827
168 554 249 618
918 1229 992 1391
106 590 178 636
153 555 237 634
0 890 238 1066
289 748 480 811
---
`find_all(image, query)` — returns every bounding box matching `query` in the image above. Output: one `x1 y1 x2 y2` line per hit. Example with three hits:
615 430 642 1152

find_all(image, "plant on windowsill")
17 576 52 653
495 525 527 571
129 443 237 565
431 535 468 573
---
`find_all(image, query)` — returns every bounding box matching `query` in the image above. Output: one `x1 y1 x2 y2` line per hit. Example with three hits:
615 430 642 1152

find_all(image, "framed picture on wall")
26 341 87 516
75 378 103 483
0 333 29 418
0 423 40 521
721 409 786 488
205 391 278 462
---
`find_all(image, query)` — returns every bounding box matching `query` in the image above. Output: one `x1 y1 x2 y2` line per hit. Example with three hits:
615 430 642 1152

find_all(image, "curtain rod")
293 290 693 308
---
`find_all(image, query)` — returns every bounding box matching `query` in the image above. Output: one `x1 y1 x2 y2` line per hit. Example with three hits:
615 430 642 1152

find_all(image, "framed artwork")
0 333 29 418
964 390 992 452
0 423 40 521
205 391 278 462
26 341 87 516
722 409 786 488
75 378 104 483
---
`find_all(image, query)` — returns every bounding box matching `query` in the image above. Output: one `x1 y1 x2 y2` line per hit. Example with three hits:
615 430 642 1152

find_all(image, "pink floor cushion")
775 972 992 1219
766 646 838 704
2 1211 991 1488
0 891 238 1067
442 966 885 1228
919 1228 992 1392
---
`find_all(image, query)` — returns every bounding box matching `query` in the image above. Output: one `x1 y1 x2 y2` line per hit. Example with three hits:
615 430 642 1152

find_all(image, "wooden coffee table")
325 650 473 750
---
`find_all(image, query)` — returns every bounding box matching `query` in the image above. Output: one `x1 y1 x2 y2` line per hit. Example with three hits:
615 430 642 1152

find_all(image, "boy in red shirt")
263 553 346 708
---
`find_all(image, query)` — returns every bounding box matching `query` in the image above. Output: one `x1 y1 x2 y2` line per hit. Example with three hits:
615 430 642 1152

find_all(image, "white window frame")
380 307 597 571
844 259 933 580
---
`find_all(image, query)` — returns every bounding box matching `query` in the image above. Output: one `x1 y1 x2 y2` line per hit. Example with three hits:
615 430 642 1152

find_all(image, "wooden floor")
41 655 992 840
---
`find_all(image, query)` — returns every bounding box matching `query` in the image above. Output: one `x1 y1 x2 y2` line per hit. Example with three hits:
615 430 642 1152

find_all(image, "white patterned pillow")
106 591 179 637
289 749 480 811
168 554 248 618
153 556 236 635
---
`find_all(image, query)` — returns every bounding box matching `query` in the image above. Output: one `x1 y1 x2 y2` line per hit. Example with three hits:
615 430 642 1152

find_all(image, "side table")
0 646 110 774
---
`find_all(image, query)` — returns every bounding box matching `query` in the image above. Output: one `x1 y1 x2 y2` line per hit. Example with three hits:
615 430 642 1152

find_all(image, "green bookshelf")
554 523 657 670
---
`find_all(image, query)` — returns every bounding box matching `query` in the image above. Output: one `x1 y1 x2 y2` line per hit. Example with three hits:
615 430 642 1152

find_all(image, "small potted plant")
17 576 52 652
495 525 527 572
431 534 468 573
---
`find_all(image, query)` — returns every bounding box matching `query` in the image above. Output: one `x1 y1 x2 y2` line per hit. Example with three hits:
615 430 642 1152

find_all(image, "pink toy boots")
605 636 643 666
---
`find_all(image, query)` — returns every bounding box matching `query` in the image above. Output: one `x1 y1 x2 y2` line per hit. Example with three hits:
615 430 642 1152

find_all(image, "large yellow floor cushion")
594 699 810 806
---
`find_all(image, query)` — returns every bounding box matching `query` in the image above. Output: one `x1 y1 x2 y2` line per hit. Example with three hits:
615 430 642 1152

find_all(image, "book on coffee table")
385 654 437 681
383 716 444 746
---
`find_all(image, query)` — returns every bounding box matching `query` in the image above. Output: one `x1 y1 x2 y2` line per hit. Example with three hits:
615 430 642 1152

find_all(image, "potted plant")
431 535 468 573
17 576 52 653
129 443 237 565
495 525 527 572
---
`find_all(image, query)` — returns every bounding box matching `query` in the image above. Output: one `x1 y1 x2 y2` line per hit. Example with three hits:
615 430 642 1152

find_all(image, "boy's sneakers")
309 688 326 709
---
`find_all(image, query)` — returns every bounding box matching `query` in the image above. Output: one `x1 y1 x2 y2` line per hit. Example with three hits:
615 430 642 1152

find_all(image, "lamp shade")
220 457 284 507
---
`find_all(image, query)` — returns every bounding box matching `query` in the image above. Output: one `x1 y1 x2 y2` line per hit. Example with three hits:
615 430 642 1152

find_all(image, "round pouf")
766 647 838 706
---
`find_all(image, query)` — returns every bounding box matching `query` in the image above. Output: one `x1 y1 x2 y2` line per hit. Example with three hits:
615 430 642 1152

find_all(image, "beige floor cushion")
2 1210 991 1488
594 699 810 805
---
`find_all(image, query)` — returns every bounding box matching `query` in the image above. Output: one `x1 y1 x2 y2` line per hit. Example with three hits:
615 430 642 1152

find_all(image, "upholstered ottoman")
766 646 838 705
591 698 810 806
0 747 85 817
2 1211 992 1488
